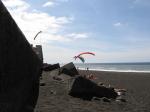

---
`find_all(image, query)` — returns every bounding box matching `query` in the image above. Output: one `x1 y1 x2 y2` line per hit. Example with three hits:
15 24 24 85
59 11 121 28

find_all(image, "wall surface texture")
0 1 42 112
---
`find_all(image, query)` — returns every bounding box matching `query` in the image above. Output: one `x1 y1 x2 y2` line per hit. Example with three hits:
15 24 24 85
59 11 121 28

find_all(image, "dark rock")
60 62 79 77
0 1 42 112
43 63 60 71
116 99 126 102
92 97 101 101
50 90 56 95
52 76 62 81
40 82 46 86
117 91 126 96
115 89 126 96
98 82 104 86
119 99 126 102
69 76 118 100
116 96 127 102
102 97 111 102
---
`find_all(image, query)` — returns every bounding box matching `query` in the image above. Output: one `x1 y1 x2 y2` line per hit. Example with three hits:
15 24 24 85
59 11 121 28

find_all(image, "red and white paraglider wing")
74 52 95 63
77 52 95 57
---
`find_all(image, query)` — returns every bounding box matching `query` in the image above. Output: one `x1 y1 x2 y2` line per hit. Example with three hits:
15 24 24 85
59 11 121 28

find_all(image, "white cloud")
2 0 28 7
42 44 78 63
2 0 88 43
34 33 71 44
34 32 89 44
2 0 74 44
66 33 88 39
113 22 122 27
42 1 55 7
57 0 69 2
113 22 129 28
2 0 30 12
42 0 69 8
1 0 90 63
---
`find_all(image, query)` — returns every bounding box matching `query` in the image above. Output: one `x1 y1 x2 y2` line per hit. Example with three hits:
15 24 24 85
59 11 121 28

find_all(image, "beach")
1 0 150 111
35 70 150 112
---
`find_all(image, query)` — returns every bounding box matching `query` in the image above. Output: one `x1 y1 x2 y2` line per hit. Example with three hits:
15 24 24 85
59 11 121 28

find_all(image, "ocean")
73 62 150 73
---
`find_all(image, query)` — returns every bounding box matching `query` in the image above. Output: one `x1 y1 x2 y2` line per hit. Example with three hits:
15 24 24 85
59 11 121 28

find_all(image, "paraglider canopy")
77 52 95 57
77 56 85 63
34 31 42 40
74 52 95 63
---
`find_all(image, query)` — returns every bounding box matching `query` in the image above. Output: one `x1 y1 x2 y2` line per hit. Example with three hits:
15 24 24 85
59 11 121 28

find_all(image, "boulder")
60 62 79 77
43 63 60 71
69 76 118 100
116 96 127 102
102 97 111 103
0 1 42 112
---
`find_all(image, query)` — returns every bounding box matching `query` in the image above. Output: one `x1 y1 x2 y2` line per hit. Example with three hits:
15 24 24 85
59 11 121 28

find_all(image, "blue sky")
3 0 150 63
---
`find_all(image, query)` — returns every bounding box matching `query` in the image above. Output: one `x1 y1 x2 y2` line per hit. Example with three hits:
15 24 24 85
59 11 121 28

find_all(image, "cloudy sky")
2 0 150 63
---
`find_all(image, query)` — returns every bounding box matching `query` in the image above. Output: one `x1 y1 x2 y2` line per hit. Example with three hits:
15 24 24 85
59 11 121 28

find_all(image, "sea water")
74 62 150 73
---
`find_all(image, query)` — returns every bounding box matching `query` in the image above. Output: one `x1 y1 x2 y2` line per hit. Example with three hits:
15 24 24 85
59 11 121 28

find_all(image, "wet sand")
35 70 150 112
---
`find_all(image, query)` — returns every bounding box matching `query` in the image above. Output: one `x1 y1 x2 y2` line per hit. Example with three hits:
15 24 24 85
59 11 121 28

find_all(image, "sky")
2 0 150 63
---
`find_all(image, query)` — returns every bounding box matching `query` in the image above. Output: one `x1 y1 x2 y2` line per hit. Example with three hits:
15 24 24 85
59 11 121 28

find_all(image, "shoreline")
78 68 150 73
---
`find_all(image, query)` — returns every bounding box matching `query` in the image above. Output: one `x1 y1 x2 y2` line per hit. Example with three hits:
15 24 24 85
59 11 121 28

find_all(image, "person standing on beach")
87 67 89 71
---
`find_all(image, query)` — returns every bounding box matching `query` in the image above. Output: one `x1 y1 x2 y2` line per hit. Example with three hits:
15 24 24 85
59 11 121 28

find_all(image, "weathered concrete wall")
0 1 42 112
32 45 43 63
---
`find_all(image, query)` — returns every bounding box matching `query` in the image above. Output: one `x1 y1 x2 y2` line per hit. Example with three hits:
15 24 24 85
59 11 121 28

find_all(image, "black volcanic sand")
35 70 150 112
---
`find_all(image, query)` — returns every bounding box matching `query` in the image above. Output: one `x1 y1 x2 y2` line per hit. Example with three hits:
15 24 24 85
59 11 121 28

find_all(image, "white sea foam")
78 67 150 73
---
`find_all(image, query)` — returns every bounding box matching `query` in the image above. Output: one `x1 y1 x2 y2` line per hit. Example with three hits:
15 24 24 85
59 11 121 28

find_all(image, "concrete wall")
32 45 43 63
0 1 42 112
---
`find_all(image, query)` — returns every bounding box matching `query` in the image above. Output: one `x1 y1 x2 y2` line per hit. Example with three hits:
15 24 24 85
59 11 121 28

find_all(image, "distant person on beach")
87 67 89 71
